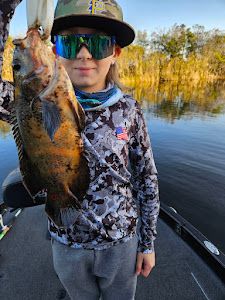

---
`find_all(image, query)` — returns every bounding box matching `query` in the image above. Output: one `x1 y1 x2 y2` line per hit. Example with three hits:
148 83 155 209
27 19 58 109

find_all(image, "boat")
0 168 225 299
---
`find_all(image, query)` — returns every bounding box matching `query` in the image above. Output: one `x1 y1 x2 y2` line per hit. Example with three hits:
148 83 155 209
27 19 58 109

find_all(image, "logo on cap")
88 0 105 14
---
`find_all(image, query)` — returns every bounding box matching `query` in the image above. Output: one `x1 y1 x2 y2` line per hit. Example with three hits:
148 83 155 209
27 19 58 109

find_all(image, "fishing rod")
0 204 23 240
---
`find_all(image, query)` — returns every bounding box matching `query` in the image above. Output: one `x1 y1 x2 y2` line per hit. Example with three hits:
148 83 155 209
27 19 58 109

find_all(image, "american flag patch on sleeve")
115 127 128 141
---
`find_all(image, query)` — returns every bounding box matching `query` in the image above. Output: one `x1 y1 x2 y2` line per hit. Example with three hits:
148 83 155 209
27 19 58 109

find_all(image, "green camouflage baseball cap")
51 0 135 47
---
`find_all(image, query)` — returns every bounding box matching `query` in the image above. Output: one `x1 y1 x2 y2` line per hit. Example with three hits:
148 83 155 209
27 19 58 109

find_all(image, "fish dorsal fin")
9 110 24 163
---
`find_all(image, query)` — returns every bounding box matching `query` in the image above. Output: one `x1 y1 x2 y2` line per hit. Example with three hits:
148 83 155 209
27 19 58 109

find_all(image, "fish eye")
13 63 21 71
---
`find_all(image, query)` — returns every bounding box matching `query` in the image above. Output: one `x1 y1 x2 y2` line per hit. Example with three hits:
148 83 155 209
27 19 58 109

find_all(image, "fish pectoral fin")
41 99 61 141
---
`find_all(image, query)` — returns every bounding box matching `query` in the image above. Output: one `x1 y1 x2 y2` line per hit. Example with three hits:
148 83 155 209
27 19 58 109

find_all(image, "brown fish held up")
10 28 89 228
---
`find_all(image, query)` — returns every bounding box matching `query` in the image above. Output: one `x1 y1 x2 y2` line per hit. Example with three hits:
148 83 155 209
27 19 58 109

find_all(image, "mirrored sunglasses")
54 34 116 60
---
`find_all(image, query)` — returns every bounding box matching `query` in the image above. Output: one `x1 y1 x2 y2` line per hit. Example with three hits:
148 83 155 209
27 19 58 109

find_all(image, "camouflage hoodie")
0 85 160 254
48 86 160 254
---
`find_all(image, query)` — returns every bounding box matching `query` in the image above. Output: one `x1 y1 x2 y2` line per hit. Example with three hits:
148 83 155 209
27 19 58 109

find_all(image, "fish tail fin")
59 189 82 227
59 206 80 227
46 188 82 228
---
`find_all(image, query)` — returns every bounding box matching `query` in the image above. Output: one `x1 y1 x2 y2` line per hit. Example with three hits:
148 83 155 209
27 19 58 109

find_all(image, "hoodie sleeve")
0 0 21 123
0 80 14 122
129 101 160 254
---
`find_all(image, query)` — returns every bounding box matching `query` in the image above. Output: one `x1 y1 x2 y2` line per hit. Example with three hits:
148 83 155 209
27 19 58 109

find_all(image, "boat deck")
0 205 224 300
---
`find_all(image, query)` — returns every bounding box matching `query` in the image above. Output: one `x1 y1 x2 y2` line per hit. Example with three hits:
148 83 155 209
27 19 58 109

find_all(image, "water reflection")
1 80 225 137
127 80 225 122
0 120 11 138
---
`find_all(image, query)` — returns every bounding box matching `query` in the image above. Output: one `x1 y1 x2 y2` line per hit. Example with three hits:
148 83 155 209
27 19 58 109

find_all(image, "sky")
9 0 225 38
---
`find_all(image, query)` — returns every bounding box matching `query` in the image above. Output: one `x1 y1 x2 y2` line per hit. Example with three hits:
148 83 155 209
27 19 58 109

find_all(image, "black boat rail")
159 202 225 284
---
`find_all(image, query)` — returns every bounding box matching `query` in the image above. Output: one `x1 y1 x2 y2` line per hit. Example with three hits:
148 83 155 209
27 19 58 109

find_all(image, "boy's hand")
135 252 155 277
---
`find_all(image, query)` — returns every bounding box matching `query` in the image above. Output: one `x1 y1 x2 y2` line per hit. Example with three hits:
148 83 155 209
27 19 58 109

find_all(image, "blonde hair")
106 63 123 89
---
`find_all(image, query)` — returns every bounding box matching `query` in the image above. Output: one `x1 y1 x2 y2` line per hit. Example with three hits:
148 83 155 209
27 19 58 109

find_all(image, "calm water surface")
0 81 225 254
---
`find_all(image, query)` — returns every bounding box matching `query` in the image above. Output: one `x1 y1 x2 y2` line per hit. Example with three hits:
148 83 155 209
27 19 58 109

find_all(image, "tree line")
118 24 225 84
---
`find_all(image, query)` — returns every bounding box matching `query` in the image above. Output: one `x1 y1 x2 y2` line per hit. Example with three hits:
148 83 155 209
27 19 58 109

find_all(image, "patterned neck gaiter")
74 83 122 110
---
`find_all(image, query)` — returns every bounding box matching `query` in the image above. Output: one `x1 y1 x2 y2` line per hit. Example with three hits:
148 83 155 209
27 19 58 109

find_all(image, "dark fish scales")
11 28 89 227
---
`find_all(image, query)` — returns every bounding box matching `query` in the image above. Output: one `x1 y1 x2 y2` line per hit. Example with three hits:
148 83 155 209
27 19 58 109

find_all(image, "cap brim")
51 15 135 48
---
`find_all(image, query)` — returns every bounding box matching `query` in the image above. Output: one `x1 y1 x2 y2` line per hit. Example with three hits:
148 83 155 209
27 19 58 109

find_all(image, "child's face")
54 27 119 92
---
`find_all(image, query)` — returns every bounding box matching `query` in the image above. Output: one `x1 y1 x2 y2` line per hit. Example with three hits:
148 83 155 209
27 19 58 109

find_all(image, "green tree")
151 24 198 59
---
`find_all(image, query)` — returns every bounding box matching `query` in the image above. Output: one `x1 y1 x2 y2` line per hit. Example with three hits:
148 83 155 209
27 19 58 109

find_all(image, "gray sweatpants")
51 234 138 300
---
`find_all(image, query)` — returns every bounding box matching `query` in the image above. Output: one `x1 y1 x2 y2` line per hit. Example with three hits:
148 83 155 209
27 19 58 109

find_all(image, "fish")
10 27 90 228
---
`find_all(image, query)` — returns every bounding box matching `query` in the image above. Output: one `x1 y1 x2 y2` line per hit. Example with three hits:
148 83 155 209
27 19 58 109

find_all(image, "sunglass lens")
55 35 79 59
93 36 114 59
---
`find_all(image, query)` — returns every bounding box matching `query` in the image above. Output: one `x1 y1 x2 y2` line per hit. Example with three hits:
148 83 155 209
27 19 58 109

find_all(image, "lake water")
0 80 225 254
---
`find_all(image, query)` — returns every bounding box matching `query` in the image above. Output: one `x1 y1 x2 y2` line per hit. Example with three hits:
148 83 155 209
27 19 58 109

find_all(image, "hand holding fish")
26 0 54 39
